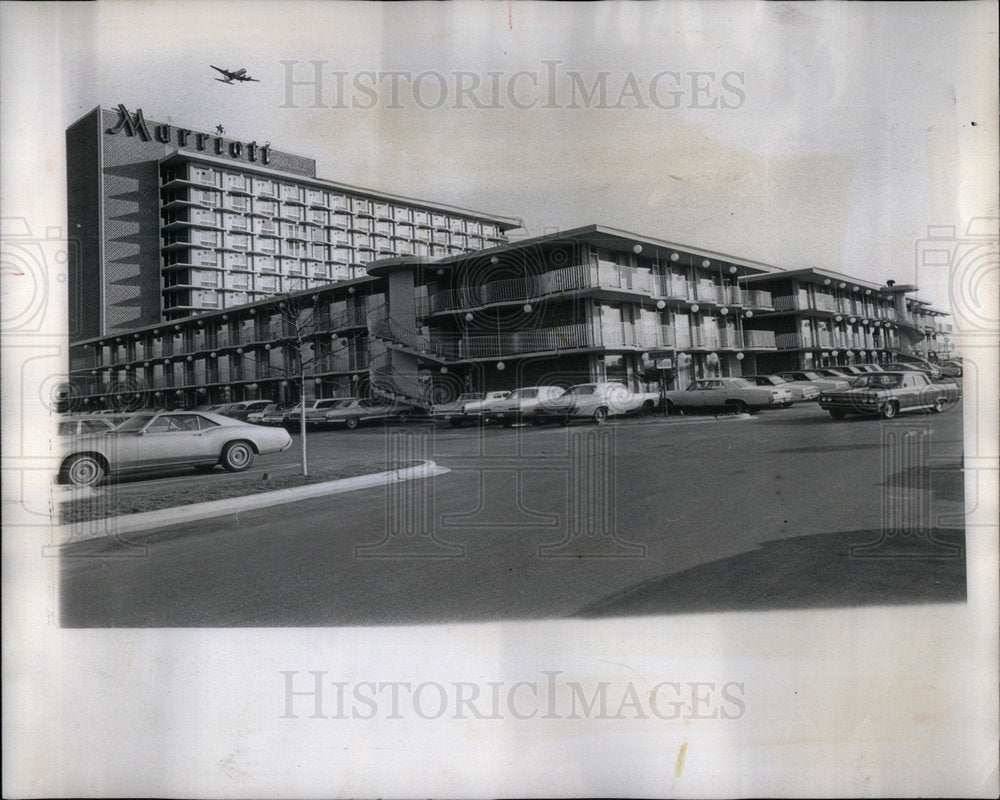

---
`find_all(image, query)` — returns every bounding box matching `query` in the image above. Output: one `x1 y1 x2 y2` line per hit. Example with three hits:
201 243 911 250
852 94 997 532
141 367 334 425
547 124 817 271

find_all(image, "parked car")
432 392 485 427
246 404 275 424
818 371 959 419
58 411 293 486
855 364 886 373
460 391 511 424
218 400 274 422
936 360 963 378
302 397 358 427
536 382 660 424
260 403 299 427
58 415 128 437
776 370 851 392
883 361 944 381
324 398 408 429
488 386 566 426
663 377 794 413
742 375 819 403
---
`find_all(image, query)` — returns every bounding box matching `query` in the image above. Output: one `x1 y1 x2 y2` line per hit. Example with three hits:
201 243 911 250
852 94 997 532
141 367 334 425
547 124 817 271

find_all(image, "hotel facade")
66 106 954 411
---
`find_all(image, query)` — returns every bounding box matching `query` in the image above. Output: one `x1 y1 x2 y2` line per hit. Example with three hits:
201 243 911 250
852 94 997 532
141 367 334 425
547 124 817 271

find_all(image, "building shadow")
575 528 966 618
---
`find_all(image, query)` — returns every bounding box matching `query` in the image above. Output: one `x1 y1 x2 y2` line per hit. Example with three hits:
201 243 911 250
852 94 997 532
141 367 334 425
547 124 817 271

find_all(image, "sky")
6 0 999 313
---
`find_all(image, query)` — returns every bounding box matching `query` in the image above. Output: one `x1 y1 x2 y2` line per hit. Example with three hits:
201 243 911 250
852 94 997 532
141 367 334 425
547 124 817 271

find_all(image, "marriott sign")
105 104 273 164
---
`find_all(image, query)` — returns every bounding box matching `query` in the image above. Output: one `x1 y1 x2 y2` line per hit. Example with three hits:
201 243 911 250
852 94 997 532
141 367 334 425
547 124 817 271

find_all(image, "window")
146 414 200 433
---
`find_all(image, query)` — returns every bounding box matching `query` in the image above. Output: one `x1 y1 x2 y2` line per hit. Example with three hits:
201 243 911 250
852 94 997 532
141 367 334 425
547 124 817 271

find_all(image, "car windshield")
509 389 539 399
115 414 155 431
726 378 753 387
854 375 903 389
566 385 597 396
458 393 482 401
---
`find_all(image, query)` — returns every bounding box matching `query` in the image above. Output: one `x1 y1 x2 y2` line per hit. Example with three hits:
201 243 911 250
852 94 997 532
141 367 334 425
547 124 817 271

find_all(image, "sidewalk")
52 460 448 547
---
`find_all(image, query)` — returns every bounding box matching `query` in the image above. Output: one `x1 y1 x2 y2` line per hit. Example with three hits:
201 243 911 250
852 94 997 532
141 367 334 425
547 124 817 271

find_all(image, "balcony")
425 263 599 315
740 289 774 310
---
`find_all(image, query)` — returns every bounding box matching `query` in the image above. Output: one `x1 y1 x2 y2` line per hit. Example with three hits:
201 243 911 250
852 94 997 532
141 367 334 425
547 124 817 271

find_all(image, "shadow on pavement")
575 528 966 618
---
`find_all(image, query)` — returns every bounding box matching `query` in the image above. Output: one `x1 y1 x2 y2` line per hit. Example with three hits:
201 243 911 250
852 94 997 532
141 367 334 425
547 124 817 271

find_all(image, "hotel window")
227 175 248 192
229 233 250 251
393 207 411 222
449 218 465 233
374 202 390 219
413 210 429 226
259 240 276 254
258 275 278 292
198 230 219 247
331 229 349 245
196 249 219 267
193 189 219 206
432 213 447 229
229 216 250 233
330 194 348 211
230 275 250 290
310 209 327 225
285 206 304 222
285 241 306 258
307 189 327 206
311 245 327 260
192 167 218 186
199 291 220 308
257 256 275 273
229 291 247 305
375 221 393 237
287 261 304 276
354 234 373 251
257 199 277 217
282 185 303 203
312 264 330 279
351 198 372 215
258 219 277 236
228 253 249 270
256 179 275 197
196 270 219 288
331 247 351 263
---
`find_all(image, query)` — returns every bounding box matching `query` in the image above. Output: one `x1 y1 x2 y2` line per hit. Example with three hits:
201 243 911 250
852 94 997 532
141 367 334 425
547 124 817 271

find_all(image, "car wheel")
881 401 900 420
345 417 360 430
828 409 846 420
725 400 747 414
932 397 947 413
221 441 255 472
62 454 105 487
640 400 654 416
593 407 608 424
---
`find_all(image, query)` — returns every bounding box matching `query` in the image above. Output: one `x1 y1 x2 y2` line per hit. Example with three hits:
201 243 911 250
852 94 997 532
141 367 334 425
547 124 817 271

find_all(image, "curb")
52 460 450 546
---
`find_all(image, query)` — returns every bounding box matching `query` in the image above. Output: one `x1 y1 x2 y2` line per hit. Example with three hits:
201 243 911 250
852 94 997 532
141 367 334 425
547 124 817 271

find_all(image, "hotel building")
66 105 519 341
65 108 953 410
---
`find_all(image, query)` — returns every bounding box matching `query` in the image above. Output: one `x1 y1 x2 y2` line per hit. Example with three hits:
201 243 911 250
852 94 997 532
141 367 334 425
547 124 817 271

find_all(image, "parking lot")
60 399 966 626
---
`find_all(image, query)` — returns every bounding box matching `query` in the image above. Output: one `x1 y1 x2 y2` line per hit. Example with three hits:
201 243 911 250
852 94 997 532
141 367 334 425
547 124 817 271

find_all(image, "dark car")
817 371 959 419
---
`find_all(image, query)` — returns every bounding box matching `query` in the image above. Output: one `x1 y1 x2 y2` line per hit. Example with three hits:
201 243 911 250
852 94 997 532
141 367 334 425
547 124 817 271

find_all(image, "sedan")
219 400 274 422
776 370 851 392
663 377 793 413
742 375 819 403
59 411 293 486
818 371 958 419
489 386 566 426
58 415 128 437
324 398 405 429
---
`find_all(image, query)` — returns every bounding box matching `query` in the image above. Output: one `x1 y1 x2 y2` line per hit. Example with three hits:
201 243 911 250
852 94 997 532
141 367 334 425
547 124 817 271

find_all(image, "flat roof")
429 223 788 275
161 150 523 230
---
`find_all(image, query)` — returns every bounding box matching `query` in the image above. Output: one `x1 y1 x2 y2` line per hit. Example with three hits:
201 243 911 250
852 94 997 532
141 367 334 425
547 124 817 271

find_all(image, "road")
60 404 967 626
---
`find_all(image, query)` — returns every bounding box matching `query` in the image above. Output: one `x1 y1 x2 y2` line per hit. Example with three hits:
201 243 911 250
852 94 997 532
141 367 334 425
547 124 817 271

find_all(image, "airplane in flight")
211 65 260 84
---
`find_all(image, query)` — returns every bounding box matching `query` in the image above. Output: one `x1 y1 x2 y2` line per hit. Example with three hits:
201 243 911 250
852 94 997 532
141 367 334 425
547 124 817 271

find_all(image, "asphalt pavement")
60 403 967 626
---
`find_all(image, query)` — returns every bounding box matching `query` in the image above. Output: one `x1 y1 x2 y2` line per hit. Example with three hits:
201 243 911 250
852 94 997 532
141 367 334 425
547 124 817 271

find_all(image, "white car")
488 386 566 426
537 382 659 424
58 411 293 486
460 391 511 424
